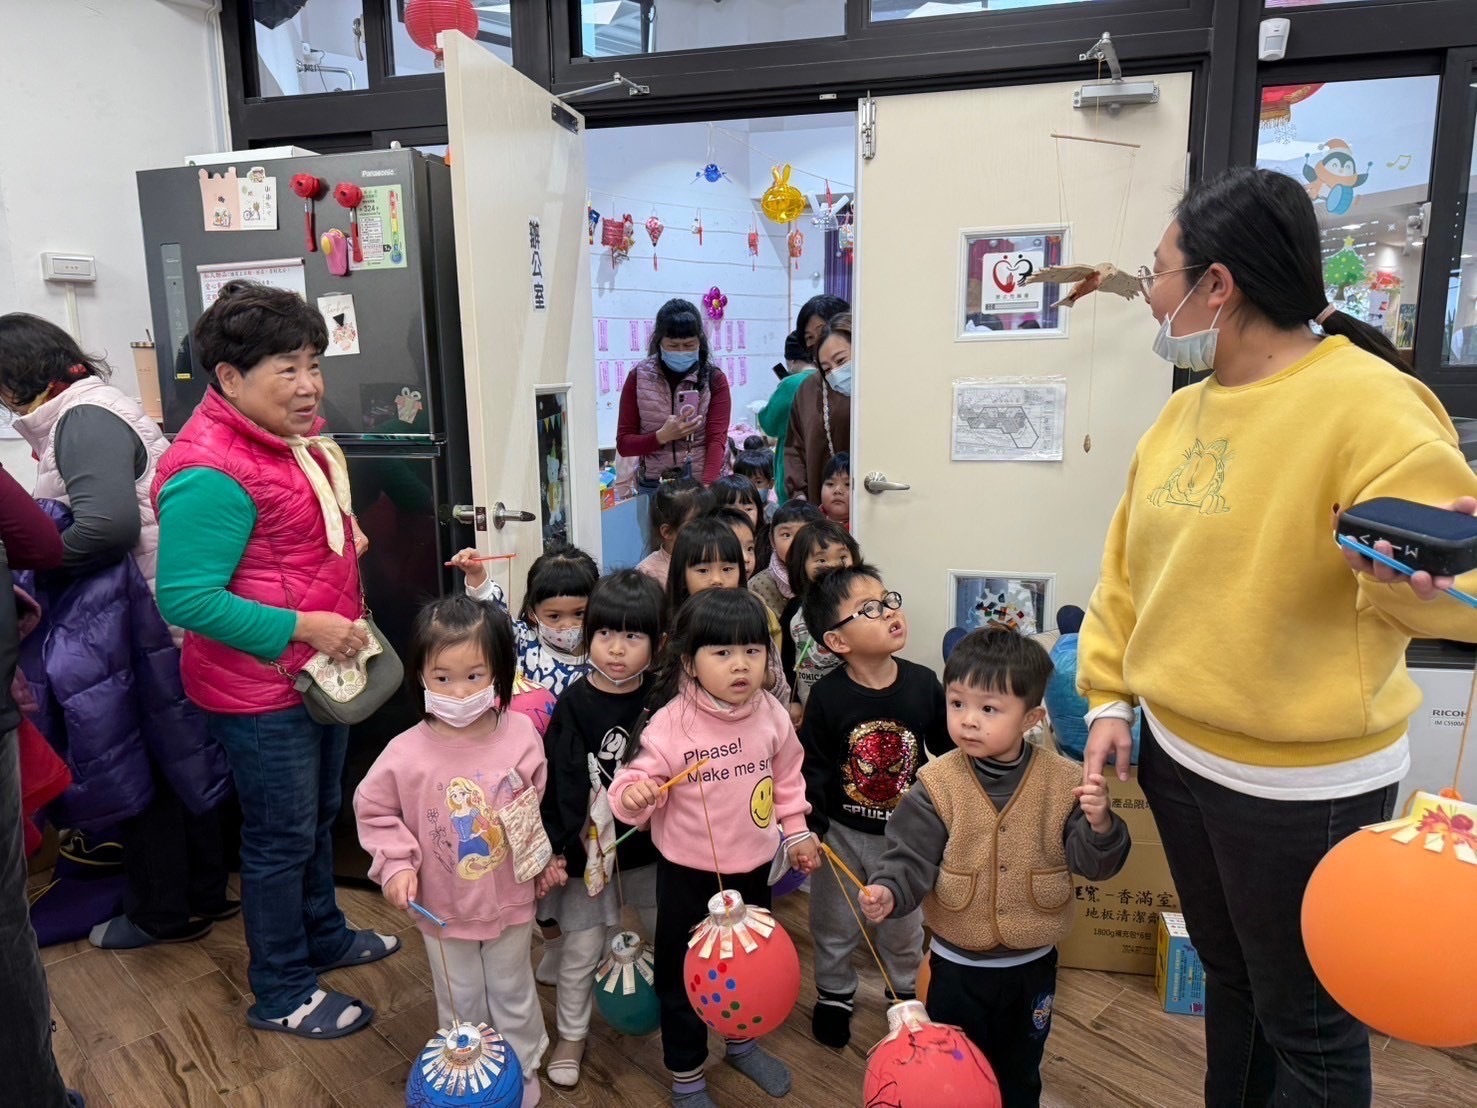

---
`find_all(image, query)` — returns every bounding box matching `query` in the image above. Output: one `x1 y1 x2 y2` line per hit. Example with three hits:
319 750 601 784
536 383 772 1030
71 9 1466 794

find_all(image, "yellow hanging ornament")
761 164 806 225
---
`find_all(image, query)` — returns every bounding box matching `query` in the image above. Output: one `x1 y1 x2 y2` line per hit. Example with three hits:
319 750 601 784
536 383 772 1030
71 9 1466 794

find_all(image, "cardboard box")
1057 769 1180 976
1155 912 1206 1017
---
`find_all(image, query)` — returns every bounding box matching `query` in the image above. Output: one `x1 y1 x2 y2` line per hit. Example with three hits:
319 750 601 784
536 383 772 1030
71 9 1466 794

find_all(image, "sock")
884 988 917 1004
671 1074 717 1108
724 1040 791 1096
273 989 362 1031
522 1072 542 1108
535 934 564 986
812 988 854 1049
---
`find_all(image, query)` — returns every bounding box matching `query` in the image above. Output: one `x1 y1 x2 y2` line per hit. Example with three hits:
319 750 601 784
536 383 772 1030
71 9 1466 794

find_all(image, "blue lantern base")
404 1021 524 1108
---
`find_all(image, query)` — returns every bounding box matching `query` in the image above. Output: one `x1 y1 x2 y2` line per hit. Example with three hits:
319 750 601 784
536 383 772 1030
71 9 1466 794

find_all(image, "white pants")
426 920 549 1075
556 902 659 1041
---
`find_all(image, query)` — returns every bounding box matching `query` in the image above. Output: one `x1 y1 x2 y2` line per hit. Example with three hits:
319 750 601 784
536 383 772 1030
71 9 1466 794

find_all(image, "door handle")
493 503 537 530
863 471 911 495
449 504 477 525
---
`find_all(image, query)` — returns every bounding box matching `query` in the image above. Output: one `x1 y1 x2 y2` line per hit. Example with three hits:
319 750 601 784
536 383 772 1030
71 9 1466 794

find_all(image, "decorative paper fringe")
596 941 655 997
687 902 778 960
418 1022 513 1095
1364 791 1477 865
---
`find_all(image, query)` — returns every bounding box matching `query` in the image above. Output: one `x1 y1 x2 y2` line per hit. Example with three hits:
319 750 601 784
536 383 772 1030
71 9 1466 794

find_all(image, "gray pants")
0 731 69 1107
809 822 923 998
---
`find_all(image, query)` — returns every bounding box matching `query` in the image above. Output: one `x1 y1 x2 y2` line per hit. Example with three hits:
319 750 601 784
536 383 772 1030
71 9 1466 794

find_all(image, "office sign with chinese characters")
529 218 547 311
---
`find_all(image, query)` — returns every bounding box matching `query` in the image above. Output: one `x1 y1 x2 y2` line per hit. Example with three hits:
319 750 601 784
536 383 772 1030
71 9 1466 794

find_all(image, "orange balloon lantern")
684 891 799 1039
864 1000 1001 1108
1302 790 1477 1048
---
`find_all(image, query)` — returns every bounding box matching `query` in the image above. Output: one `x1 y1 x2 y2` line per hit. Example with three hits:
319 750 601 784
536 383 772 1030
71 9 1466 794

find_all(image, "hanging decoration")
863 1001 1002 1108
594 931 661 1037
1259 83 1324 144
1302 789 1477 1048
747 221 760 271
404 0 480 70
787 229 804 271
602 213 635 266
289 174 326 253
694 163 733 184
1324 236 1367 301
1367 269 1403 293
683 890 799 1039
587 203 600 246
404 1021 524 1107
838 214 856 265
811 181 839 231
645 213 665 271
332 182 365 264
761 165 806 225
692 212 704 247
702 286 728 322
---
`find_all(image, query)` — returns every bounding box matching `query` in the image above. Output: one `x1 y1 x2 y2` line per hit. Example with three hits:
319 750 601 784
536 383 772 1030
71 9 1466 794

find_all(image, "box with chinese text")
1155 911 1206 1016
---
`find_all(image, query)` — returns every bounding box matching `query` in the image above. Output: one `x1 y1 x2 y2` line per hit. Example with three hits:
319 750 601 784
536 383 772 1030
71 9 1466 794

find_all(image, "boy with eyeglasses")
798 564 953 1048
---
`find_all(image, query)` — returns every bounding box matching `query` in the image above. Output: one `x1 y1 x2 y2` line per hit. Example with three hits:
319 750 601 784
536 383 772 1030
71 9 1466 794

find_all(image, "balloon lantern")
405 1020 523 1108
405 0 480 69
684 890 799 1039
760 165 806 225
863 1001 1001 1108
594 930 660 1037
772 865 806 898
1302 790 1477 1048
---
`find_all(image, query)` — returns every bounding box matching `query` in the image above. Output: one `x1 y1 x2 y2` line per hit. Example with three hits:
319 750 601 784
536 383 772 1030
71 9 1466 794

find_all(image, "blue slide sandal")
313 929 400 973
247 990 374 1040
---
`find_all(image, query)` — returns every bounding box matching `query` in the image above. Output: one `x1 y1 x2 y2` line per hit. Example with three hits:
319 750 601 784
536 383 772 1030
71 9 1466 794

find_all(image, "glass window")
579 0 843 59
1265 0 1398 7
391 0 512 76
1258 76 1439 354
1445 89 1477 368
872 0 1098 21
254 0 366 96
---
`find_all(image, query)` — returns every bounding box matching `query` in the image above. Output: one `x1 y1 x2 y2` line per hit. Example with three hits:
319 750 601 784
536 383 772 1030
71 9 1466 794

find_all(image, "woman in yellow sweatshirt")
1079 166 1477 1108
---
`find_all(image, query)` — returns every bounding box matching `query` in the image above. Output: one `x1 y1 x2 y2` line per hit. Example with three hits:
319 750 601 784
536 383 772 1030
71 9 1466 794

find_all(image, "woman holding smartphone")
617 298 732 488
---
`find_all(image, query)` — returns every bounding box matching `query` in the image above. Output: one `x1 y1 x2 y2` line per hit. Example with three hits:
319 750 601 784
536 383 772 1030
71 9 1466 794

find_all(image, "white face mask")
1152 278 1222 373
424 686 499 729
591 662 647 689
539 623 584 655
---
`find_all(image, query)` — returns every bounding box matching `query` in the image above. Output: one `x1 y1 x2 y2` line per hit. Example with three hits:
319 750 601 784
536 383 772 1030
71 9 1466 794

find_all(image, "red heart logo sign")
992 259 1016 293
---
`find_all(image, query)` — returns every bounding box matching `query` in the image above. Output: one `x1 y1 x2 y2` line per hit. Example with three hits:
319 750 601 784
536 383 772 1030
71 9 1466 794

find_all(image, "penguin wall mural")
1302 139 1373 216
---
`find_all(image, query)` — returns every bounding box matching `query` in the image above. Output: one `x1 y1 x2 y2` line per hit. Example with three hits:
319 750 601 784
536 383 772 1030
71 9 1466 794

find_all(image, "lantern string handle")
692 754 727 899
821 844 897 1001
1453 664 1476 795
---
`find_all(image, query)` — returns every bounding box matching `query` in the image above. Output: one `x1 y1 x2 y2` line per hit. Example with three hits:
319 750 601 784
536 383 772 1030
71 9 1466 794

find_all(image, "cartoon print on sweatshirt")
445 776 506 878
841 720 920 820
1148 438 1232 515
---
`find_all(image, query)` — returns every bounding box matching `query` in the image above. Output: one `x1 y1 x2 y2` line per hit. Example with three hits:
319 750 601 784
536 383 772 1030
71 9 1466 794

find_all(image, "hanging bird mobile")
1026 263 1142 307
761 165 806 225
645 213 665 270
702 286 728 322
811 181 839 231
787 228 804 271
694 163 734 184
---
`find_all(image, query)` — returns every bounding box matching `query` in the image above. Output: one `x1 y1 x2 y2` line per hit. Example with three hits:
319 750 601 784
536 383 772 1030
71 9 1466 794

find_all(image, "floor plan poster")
351 185 408 270
951 376 1067 462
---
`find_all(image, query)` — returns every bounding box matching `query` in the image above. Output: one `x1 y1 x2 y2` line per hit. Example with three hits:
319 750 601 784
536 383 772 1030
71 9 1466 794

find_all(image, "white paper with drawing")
951 376 1067 462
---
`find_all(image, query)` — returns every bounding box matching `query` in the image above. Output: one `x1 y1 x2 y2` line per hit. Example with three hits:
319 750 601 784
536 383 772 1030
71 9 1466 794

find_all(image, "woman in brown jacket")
784 313 852 502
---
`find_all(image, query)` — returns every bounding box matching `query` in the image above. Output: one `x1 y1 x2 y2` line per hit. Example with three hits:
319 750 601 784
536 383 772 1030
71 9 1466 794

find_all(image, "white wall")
0 0 221 455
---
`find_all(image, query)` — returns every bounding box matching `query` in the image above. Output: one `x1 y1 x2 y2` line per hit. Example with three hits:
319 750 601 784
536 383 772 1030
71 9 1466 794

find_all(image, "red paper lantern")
405 0 480 69
1302 790 1477 1048
864 1001 1001 1108
683 891 798 1039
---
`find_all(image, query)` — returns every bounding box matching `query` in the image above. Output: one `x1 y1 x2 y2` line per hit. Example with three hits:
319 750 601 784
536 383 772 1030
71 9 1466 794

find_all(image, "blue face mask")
827 361 853 397
661 349 699 373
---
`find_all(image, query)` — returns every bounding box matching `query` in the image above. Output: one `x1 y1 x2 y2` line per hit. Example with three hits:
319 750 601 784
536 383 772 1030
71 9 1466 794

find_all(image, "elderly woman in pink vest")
616 298 733 488
151 281 398 1040
0 312 234 952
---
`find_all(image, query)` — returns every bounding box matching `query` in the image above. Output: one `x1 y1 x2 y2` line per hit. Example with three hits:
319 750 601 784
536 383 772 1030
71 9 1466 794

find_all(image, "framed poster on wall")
957 225 1070 341
535 386 571 552
949 571 1056 637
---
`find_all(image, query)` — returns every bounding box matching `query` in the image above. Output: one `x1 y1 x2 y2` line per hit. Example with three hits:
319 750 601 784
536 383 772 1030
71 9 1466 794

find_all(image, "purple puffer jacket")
15 500 231 832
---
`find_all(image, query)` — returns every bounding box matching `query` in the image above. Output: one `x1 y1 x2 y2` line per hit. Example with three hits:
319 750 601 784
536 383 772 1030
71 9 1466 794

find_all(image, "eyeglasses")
1135 264 1198 296
828 591 903 633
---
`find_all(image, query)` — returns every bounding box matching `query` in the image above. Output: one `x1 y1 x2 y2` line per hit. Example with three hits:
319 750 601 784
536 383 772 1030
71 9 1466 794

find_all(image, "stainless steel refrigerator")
136 148 474 880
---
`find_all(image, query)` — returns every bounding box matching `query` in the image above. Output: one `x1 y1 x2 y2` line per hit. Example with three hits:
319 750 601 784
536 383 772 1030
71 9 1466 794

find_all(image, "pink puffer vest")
151 389 361 715
632 357 712 478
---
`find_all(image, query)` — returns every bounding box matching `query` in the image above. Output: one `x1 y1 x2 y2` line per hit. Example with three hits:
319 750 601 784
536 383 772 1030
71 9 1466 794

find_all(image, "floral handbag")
291 615 404 726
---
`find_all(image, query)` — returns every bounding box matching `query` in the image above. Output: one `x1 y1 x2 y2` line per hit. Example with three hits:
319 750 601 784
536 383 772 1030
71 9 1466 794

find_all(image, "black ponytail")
1175 167 1409 375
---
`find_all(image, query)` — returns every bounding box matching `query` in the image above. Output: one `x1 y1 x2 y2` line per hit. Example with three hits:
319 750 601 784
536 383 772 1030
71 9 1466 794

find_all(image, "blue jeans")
206 705 354 1018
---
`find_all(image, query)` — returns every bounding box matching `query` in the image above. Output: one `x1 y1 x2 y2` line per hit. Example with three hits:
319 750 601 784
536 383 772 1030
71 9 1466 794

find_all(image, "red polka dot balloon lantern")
863 1001 1001 1108
684 890 799 1039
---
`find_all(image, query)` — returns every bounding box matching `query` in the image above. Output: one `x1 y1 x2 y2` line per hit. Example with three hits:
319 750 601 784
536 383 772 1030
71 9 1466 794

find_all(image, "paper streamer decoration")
594 931 661 1036
760 165 806 224
864 1001 1001 1108
404 1021 523 1107
598 319 608 352
684 890 799 1039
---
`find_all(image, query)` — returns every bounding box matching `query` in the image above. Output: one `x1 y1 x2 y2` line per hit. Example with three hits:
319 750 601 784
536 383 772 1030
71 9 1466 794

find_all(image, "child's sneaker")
811 988 854 1048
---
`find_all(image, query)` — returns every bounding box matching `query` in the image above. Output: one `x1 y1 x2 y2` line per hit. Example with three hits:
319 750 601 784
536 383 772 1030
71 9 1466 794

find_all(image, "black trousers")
120 768 229 937
1139 727 1394 1107
0 732 69 1107
926 947 1058 1108
654 857 771 1078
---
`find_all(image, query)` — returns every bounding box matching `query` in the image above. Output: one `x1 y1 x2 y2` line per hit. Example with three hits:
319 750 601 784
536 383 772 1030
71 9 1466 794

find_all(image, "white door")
852 75 1192 661
444 32 600 608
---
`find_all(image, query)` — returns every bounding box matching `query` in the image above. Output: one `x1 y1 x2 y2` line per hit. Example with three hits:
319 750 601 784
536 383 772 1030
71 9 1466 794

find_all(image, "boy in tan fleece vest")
861 626 1130 1108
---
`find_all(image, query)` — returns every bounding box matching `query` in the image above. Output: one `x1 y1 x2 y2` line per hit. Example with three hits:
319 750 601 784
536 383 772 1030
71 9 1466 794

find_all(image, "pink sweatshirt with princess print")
354 712 548 942
610 685 810 874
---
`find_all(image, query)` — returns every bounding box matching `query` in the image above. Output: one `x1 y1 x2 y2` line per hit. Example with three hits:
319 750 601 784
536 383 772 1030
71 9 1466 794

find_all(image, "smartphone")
1337 498 1477 578
676 390 699 420
772 362 789 381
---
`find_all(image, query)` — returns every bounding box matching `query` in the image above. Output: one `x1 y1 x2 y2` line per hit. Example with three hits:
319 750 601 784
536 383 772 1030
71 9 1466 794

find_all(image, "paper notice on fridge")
238 166 278 230
198 258 306 310
350 185 407 270
317 293 360 356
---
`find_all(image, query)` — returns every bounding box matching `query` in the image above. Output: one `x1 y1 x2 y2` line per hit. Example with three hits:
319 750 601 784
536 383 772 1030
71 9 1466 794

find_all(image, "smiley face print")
750 776 775 829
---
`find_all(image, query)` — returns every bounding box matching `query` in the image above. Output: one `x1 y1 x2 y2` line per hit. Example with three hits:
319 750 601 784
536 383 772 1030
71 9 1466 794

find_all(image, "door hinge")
860 96 877 162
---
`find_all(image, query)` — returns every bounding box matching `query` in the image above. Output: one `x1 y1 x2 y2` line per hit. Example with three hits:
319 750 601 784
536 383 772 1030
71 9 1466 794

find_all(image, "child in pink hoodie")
610 589 819 1108
354 596 567 1108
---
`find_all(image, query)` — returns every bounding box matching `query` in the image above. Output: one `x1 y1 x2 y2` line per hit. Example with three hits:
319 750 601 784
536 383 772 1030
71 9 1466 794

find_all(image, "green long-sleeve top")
757 368 814 500
155 468 299 660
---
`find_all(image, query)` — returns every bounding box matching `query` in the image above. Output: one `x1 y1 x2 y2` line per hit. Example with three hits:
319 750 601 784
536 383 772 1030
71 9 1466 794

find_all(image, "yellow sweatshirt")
1079 337 1477 768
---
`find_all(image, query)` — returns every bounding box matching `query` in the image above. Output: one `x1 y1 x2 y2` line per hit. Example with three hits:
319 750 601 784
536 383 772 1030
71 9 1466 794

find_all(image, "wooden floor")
37 880 1476 1107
